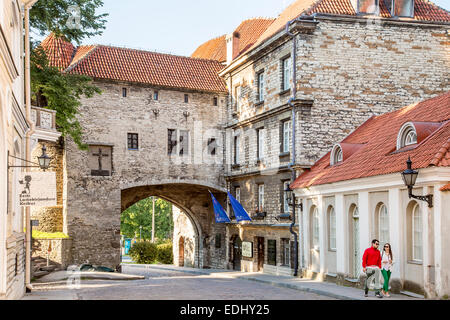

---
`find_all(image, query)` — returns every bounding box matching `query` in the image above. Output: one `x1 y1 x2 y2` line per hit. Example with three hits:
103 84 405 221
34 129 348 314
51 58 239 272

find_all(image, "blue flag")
228 192 252 222
210 192 231 223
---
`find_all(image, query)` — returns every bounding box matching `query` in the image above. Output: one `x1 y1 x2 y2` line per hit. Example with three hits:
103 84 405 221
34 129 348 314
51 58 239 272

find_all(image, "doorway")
257 237 265 271
179 236 185 267
233 236 242 271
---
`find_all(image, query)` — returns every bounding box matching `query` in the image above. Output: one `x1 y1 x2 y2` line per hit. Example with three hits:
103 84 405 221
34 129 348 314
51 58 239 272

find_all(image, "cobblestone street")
23 265 335 300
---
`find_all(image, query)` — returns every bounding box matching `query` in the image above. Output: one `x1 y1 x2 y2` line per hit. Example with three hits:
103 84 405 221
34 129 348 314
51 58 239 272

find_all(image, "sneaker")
375 292 383 298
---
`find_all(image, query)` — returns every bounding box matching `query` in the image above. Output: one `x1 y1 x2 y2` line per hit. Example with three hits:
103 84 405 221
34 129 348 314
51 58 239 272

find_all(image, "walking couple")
362 239 393 298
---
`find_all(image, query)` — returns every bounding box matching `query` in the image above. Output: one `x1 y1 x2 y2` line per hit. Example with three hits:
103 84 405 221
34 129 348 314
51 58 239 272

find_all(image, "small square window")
154 91 159 101
127 133 138 150
122 88 127 98
184 94 189 103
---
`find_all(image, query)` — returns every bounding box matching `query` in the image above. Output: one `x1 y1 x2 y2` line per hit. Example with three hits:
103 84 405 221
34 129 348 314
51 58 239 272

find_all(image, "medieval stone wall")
64 80 228 268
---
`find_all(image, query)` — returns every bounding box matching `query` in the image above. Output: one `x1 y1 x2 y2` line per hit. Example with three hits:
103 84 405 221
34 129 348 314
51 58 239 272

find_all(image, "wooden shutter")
267 240 276 266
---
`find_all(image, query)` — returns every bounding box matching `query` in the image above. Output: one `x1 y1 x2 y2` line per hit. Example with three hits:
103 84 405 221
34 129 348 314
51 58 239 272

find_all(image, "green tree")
29 0 108 149
121 198 174 241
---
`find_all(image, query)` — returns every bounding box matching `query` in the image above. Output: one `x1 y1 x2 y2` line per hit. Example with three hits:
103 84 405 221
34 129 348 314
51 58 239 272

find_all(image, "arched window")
378 203 389 245
412 203 422 261
330 144 343 165
328 206 336 250
311 206 320 249
397 122 417 149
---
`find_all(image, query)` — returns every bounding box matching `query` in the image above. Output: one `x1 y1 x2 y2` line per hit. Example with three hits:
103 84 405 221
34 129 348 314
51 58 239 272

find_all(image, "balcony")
31 106 61 142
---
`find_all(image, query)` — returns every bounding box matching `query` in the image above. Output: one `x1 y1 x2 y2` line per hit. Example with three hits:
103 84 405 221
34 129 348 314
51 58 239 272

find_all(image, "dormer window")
397 122 417 149
391 0 414 18
355 0 379 14
330 144 343 165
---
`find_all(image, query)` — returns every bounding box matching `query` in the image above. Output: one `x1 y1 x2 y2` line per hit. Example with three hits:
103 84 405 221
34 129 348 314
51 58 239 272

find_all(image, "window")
331 144 343 165
393 0 414 17
179 130 189 156
258 184 264 211
357 0 379 14
329 206 336 251
213 97 218 106
267 240 277 266
282 120 292 153
154 91 159 101
281 239 291 266
282 56 292 91
397 122 418 149
283 181 290 214
312 207 320 249
235 86 241 112
127 133 139 150
257 71 265 102
215 234 222 249
412 203 422 261
234 135 240 164
235 187 241 203
378 204 389 245
257 128 265 160
207 138 217 156
122 88 127 97
184 94 189 103
168 129 177 155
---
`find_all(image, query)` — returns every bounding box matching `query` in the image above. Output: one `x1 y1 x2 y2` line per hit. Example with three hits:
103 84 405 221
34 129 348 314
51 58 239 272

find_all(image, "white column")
335 193 346 274
318 195 326 275
358 192 370 255
422 186 434 297
302 198 310 270
388 188 403 281
433 185 442 296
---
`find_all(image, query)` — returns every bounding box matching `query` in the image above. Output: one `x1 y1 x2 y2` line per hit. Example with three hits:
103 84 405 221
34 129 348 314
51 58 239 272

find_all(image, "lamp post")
284 185 302 277
401 157 433 208
8 145 52 171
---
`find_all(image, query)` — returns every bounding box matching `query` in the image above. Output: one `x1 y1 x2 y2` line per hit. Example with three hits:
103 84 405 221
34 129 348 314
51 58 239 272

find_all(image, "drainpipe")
23 0 38 292
285 17 299 277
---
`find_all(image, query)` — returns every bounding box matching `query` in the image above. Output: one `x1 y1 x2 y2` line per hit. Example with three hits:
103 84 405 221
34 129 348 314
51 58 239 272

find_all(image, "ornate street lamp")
8 145 53 171
284 185 303 210
401 157 433 208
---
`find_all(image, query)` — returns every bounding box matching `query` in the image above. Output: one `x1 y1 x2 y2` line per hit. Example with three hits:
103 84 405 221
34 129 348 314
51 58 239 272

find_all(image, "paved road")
23 265 335 300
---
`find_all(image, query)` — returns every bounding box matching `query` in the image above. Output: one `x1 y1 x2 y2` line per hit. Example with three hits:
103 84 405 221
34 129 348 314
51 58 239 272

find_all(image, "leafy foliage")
29 0 108 149
128 242 158 264
121 198 174 241
156 242 173 264
30 0 108 45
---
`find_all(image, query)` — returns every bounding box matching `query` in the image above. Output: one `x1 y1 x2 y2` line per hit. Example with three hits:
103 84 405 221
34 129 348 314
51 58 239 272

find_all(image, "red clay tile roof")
40 33 75 70
191 35 227 62
291 91 450 189
40 34 227 93
191 18 275 62
440 183 450 191
244 0 450 57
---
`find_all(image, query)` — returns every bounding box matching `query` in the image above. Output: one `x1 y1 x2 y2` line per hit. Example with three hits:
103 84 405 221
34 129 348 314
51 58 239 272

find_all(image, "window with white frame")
412 203 422 261
257 128 265 160
258 184 264 212
329 206 336 251
282 56 291 91
282 120 292 153
283 181 290 214
167 129 189 156
312 206 320 249
281 238 291 266
397 122 418 150
331 144 343 165
257 71 265 102
235 187 241 203
378 204 389 245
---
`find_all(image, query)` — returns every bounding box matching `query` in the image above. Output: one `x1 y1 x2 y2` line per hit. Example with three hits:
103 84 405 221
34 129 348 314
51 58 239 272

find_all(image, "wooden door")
257 237 265 271
179 236 185 267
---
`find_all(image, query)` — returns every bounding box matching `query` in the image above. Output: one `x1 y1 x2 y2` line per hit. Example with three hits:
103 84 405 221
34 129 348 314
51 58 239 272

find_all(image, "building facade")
191 0 450 275
292 92 450 298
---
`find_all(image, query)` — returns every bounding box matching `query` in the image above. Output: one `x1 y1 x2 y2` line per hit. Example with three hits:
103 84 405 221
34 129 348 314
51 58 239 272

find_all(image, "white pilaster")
388 188 403 280
433 185 442 296
358 191 370 254
318 195 326 274
335 193 346 274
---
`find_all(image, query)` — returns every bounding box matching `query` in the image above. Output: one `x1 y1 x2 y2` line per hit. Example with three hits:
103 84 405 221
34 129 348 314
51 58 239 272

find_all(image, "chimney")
226 31 240 65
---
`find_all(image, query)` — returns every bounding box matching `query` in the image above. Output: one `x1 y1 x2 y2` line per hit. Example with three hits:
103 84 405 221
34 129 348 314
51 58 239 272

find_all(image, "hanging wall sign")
17 172 57 207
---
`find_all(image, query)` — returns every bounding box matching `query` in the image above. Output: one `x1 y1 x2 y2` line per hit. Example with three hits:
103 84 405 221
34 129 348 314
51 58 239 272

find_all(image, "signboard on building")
17 172 57 207
242 241 253 258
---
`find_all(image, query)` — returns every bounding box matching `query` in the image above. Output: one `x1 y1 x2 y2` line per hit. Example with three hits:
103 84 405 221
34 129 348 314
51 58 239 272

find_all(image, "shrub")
156 242 173 264
128 241 158 264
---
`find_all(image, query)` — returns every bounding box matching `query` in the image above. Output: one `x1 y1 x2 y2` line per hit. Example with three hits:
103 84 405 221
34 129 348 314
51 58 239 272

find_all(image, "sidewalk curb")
122 264 362 300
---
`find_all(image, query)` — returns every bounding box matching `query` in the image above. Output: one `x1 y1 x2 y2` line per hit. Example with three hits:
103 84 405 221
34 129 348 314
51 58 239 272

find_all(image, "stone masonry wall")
65 80 228 268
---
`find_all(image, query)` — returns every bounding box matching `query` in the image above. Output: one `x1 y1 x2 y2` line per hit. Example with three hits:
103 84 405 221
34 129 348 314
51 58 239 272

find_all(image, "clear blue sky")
81 0 449 57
